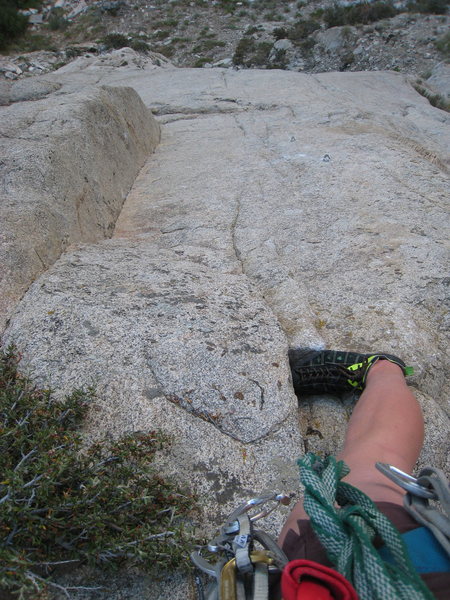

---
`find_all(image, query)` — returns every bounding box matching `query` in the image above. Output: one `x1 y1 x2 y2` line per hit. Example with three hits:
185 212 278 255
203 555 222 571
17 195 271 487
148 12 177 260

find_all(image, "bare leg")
279 359 424 545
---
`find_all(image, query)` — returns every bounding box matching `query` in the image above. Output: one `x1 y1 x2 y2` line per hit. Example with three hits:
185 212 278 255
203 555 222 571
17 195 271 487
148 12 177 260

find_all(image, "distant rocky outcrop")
1 53 449 598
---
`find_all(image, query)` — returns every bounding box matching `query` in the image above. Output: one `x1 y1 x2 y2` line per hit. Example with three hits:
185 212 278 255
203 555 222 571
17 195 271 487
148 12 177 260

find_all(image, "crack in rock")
249 378 265 410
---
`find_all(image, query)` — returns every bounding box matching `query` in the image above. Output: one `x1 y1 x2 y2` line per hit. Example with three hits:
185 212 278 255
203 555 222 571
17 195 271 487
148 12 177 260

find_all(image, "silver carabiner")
375 462 436 499
226 493 293 524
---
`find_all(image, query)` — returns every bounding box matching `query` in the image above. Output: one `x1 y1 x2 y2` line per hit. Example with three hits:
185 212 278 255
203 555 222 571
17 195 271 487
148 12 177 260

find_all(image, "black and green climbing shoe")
288 349 414 396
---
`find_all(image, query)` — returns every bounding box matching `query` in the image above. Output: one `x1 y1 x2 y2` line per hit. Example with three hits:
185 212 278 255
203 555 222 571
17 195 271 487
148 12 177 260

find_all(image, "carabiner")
375 462 436 499
226 492 293 524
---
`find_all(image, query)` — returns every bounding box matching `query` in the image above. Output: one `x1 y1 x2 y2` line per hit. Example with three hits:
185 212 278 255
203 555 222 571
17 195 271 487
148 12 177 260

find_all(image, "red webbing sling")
281 559 358 600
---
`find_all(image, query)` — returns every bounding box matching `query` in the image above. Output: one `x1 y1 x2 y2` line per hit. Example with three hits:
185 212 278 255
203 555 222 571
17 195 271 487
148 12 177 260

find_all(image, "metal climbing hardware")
377 461 450 560
191 492 293 600
375 463 436 499
299 453 436 600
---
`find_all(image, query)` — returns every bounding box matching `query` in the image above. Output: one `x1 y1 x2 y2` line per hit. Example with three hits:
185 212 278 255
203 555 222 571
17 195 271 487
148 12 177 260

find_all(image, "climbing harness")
192 456 450 600
376 462 450 570
191 492 292 600
299 453 436 600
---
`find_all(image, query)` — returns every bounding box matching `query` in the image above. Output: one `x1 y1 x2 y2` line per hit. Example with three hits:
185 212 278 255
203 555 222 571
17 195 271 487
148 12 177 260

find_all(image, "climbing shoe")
288 349 414 396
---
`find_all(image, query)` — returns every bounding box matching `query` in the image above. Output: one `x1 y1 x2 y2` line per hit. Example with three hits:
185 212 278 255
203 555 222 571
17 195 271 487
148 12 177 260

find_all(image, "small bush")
193 56 211 67
100 32 129 49
193 38 226 52
233 37 272 67
13 33 57 52
265 11 283 21
0 346 196 598
287 19 321 43
273 26 288 40
130 38 150 52
47 7 69 31
154 18 179 27
268 47 288 69
340 51 355 70
153 29 171 40
157 45 175 58
245 25 260 36
435 30 450 56
233 36 255 65
298 36 316 55
407 0 449 14
65 45 85 59
0 0 30 49
216 0 240 14
322 1 398 28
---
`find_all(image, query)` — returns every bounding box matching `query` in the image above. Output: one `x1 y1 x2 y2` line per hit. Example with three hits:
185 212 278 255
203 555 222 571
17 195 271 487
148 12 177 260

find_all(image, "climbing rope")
299 453 435 600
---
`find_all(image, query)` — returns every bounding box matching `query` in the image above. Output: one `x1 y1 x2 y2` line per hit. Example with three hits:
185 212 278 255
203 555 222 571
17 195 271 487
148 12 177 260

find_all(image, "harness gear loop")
376 463 450 558
407 466 450 557
299 452 435 600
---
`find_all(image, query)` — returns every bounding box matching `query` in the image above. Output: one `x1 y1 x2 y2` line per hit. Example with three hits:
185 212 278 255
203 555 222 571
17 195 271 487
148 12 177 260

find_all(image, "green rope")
298 453 435 600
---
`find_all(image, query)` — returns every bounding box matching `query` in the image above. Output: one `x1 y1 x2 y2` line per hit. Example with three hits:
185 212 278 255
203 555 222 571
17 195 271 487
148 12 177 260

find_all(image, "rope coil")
299 453 435 600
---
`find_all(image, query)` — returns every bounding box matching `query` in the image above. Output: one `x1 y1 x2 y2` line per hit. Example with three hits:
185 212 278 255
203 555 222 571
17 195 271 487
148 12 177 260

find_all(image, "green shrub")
233 37 272 67
47 7 69 31
155 45 175 58
193 56 211 67
153 29 171 40
0 0 30 49
154 18 179 27
265 11 283 21
435 30 450 56
268 47 288 69
233 36 255 65
340 51 355 70
287 19 321 43
273 26 288 40
130 37 150 52
12 33 57 51
245 25 260 36
322 1 398 27
193 38 226 52
298 36 316 55
216 0 240 14
0 346 196 598
407 0 449 14
99 32 129 49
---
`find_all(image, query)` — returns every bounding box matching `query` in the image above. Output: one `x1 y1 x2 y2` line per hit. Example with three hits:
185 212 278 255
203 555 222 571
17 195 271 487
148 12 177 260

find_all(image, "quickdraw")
191 492 293 600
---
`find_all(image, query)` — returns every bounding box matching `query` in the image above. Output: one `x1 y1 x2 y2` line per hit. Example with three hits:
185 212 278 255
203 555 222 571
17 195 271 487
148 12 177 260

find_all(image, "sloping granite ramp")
3 58 449 598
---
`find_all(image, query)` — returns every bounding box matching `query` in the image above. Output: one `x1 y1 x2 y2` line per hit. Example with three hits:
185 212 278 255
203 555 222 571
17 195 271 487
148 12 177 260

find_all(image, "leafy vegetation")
287 18 321 43
99 32 129 49
435 30 450 56
0 0 44 50
193 38 226 53
233 37 272 67
0 346 197 599
407 0 449 14
47 7 69 32
322 1 398 28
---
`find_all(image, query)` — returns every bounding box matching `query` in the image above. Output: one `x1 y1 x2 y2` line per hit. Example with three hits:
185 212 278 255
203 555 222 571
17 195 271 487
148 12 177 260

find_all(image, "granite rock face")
2 58 450 598
0 84 160 330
